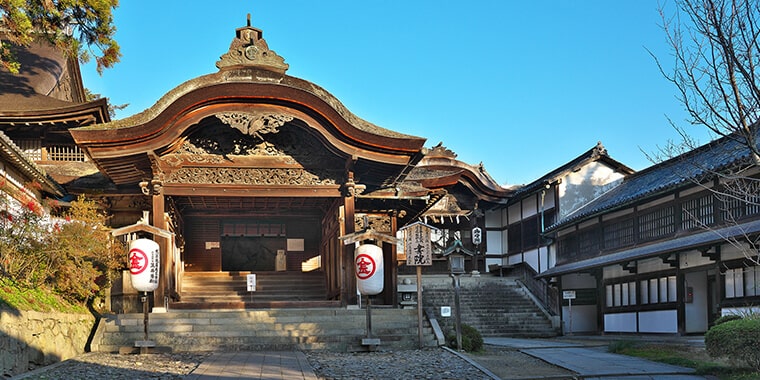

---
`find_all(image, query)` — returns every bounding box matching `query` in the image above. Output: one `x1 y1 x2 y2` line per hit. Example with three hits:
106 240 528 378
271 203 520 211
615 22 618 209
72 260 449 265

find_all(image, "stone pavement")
185 351 318 380
484 337 707 379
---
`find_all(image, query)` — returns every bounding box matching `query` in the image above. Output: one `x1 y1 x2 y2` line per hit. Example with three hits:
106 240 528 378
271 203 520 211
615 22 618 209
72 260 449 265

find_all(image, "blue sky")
81 1 712 186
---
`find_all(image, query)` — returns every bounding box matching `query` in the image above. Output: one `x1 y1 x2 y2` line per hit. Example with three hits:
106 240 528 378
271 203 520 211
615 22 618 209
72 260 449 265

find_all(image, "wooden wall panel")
184 217 221 271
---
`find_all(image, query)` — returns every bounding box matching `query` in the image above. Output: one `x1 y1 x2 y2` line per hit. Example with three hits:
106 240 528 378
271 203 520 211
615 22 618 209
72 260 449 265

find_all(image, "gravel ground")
15 352 210 380
464 346 576 380
306 349 492 379
14 345 575 380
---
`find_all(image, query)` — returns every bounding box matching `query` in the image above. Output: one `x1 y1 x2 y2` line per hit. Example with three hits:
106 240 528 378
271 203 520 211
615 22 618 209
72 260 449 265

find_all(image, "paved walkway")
485 337 707 379
179 337 708 379
185 351 318 380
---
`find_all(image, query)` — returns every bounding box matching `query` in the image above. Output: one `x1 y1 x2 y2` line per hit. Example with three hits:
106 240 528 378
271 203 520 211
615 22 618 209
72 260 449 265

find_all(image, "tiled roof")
546 132 757 232
0 131 65 197
538 218 760 278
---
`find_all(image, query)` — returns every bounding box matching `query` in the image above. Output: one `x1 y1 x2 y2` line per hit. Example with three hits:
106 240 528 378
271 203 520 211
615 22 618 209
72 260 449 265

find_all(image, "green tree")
48 195 123 303
0 190 124 305
0 0 120 74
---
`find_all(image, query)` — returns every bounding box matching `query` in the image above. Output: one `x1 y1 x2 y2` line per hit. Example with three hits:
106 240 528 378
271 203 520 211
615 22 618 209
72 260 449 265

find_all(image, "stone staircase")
173 271 337 309
92 308 439 352
418 275 558 338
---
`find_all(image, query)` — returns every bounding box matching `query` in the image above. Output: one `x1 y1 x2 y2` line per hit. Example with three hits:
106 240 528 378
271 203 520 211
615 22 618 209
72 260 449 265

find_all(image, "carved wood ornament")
157 111 345 187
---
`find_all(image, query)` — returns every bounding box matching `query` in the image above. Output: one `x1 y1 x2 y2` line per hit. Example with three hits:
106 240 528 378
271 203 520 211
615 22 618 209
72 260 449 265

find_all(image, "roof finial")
216 14 289 73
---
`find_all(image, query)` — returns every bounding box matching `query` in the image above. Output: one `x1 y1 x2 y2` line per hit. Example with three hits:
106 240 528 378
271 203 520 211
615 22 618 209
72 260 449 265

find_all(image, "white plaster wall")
486 229 502 255
563 304 597 333
548 246 556 270
508 203 521 224
685 271 708 333
522 195 538 218
508 253 523 265
524 248 539 272
604 312 637 333
603 264 627 279
539 247 549 273
722 306 760 316
485 209 503 228
558 162 625 220
638 310 678 333
637 256 672 274
721 242 751 261
680 250 714 269
543 187 556 209
485 258 504 272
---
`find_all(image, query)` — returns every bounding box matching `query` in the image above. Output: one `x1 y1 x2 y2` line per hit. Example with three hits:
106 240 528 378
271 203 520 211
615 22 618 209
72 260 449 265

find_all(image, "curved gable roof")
70 21 426 187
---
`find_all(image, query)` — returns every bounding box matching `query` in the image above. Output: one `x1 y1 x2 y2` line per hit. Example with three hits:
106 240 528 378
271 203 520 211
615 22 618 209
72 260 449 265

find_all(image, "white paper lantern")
128 239 160 292
355 244 383 295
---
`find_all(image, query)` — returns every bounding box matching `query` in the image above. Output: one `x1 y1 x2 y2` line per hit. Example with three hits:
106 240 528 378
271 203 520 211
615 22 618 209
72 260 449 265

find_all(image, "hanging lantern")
128 238 160 292
355 243 383 295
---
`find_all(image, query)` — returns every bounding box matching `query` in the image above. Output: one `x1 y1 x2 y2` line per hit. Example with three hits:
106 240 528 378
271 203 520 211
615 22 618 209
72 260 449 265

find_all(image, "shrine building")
65 19 511 311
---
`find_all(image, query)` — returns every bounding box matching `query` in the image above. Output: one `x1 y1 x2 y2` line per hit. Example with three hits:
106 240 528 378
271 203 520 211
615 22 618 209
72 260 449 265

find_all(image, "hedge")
705 317 760 371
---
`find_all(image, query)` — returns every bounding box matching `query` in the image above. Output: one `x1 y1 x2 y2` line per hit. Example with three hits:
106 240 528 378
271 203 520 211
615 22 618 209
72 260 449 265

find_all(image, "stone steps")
417 275 558 338
92 308 438 352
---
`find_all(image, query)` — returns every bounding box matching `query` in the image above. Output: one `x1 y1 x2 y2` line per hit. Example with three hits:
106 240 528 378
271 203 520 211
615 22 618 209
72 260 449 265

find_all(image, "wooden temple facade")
63 20 511 310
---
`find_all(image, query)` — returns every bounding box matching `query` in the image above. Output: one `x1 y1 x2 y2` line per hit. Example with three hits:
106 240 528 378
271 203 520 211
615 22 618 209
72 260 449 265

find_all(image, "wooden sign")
402 222 435 266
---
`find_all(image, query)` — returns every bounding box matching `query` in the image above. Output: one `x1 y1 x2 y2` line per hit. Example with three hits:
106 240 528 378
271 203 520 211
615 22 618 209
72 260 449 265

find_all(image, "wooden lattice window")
722 193 760 222
637 206 675 241
577 227 600 256
681 193 714 230
557 235 578 263
603 217 635 251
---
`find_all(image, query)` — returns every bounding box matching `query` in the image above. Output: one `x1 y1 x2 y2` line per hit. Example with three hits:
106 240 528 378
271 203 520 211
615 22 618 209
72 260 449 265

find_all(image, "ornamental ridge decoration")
216 14 289 74
215 112 294 140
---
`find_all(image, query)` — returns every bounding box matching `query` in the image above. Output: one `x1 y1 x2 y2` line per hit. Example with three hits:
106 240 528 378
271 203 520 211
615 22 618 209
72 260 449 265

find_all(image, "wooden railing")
510 262 560 316
12 140 86 162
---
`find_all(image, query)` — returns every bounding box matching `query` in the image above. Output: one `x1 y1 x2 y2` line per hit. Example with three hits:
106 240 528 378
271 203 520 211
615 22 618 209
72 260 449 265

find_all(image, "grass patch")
610 341 759 379
0 277 87 313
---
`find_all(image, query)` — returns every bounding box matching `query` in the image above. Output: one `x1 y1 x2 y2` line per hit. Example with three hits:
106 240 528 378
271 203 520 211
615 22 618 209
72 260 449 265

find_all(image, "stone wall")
0 307 94 377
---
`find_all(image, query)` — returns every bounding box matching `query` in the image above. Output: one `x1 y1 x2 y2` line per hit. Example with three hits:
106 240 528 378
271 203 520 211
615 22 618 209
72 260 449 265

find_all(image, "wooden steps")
173 270 332 310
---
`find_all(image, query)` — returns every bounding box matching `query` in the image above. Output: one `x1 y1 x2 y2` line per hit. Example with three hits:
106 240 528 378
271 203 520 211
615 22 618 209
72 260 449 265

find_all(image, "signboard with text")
403 223 433 266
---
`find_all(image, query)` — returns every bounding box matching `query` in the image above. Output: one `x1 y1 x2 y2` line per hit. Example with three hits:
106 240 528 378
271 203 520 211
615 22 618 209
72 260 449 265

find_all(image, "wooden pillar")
385 214 398 306
343 171 357 306
152 187 168 312
676 256 686 335
594 270 604 334
343 194 356 306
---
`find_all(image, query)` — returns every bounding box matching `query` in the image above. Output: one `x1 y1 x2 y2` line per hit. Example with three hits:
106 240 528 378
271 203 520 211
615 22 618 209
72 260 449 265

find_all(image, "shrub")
712 314 743 326
447 323 483 352
705 317 760 371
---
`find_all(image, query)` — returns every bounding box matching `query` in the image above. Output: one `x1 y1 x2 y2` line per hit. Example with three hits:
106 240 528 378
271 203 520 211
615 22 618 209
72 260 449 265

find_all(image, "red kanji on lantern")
129 248 148 275
355 254 376 280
